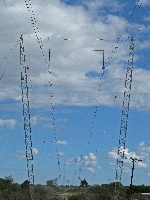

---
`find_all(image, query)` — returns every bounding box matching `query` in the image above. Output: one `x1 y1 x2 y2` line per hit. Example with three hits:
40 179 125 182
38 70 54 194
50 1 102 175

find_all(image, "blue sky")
0 0 150 187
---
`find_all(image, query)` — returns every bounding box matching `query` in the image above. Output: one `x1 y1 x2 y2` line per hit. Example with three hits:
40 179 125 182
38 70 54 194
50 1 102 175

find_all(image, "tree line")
0 176 150 199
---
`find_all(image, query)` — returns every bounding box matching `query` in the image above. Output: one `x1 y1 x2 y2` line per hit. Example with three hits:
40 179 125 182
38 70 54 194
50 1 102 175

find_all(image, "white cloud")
32 148 38 155
16 148 38 160
87 167 95 173
83 0 125 13
107 148 118 159
97 166 102 170
65 158 74 165
17 155 26 160
65 153 101 169
139 143 150 161
107 145 149 170
140 146 150 153
15 149 26 160
136 0 150 6
2 0 149 111
55 140 68 145
84 153 98 167
16 150 24 154
0 119 16 129
110 162 116 166
138 141 145 147
30 116 38 126
57 151 65 156
114 146 140 161
123 169 131 173
89 153 97 161
137 162 147 168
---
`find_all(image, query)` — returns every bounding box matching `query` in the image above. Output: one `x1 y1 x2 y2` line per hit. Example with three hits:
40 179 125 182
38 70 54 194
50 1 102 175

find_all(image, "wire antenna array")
115 37 135 194
24 0 62 182
105 0 143 69
20 35 34 199
0 70 6 81
1 0 146 188
49 49 62 184
24 0 47 64
86 50 104 154
84 0 143 166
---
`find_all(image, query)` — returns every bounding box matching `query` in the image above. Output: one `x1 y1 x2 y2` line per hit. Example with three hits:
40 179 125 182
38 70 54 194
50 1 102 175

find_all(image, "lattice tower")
20 35 34 199
116 37 135 194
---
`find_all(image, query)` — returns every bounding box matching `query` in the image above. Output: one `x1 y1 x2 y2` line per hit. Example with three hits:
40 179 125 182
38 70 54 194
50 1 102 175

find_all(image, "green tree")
34 184 47 200
80 179 88 187
46 178 58 188
5 175 14 183
21 180 30 190
0 177 31 200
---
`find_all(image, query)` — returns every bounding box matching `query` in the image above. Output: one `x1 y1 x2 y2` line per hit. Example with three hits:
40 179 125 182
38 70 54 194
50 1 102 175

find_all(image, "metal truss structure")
20 35 34 199
116 37 135 194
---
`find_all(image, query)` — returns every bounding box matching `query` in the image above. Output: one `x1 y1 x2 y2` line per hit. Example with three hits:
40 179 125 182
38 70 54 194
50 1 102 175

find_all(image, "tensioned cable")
23 0 62 182
82 0 145 178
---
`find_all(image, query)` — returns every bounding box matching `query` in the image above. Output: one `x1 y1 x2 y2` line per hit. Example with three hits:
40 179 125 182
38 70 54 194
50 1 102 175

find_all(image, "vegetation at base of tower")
0 176 31 200
0 176 150 200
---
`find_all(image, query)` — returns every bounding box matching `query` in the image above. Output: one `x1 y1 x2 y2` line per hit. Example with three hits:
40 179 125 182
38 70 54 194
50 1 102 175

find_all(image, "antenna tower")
20 35 34 199
115 37 135 194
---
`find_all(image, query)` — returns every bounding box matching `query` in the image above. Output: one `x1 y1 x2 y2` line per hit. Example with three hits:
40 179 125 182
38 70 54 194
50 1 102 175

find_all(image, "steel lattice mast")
115 37 135 194
20 35 34 199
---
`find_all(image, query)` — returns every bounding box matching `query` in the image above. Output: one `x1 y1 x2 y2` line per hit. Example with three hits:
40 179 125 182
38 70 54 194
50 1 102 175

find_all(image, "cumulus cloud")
55 140 68 145
0 0 149 111
65 158 74 165
65 153 101 170
87 167 95 173
16 148 38 160
32 148 38 155
85 156 102 170
107 147 140 160
84 153 98 166
107 145 148 170
0 119 16 129
139 142 150 160
107 148 118 159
